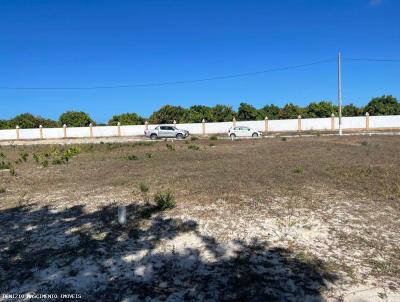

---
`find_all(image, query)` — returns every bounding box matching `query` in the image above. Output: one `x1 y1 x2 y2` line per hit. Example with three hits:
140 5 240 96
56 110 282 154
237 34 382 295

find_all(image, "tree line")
0 95 399 129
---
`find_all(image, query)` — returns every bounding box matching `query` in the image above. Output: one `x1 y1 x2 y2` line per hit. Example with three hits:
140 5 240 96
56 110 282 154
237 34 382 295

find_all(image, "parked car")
144 125 190 140
228 126 262 139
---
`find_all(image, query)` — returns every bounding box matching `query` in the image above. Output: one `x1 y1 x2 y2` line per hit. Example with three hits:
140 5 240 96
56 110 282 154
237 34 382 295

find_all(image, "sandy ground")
0 136 399 301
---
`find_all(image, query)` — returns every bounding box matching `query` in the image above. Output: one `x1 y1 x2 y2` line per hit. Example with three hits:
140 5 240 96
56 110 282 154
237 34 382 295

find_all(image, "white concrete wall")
1 115 399 141
370 115 399 128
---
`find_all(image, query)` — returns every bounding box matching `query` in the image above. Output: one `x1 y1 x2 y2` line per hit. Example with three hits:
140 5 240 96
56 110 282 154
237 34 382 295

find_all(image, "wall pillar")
331 113 335 131
365 112 370 131
39 125 43 139
233 117 236 127
16 125 20 140
145 121 148 130
117 122 121 137
202 119 206 136
264 116 269 133
89 123 93 138
63 124 67 138
297 115 302 134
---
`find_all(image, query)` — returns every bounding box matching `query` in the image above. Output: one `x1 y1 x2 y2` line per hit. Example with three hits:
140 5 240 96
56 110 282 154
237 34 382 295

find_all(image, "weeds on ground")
33 146 81 167
361 141 368 146
293 166 304 174
281 137 287 142
0 152 5 158
146 153 152 158
209 135 218 141
188 145 200 151
132 141 155 147
166 144 175 151
19 152 29 162
0 161 11 170
126 154 138 160
190 136 198 141
0 187 5 194
209 143 215 147
155 191 176 210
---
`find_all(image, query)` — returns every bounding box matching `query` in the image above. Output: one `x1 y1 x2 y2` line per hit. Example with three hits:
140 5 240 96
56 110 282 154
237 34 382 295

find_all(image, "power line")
343 57 400 62
0 58 336 90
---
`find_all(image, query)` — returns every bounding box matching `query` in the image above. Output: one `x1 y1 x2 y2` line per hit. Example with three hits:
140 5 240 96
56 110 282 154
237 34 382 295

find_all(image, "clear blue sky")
1 0 399 123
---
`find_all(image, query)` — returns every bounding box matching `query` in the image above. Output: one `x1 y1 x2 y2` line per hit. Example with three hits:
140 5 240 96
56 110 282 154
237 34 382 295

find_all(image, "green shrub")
188 144 200 151
0 161 11 170
293 166 304 174
139 182 149 193
281 137 287 142
20 152 29 162
52 158 63 165
126 154 138 160
0 152 5 158
0 187 5 194
209 135 218 140
146 153 152 158
166 144 175 151
154 191 176 210
41 160 49 167
190 136 198 141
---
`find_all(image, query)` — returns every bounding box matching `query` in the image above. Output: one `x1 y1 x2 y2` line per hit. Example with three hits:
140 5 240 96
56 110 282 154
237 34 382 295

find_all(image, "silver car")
228 126 262 139
144 125 190 140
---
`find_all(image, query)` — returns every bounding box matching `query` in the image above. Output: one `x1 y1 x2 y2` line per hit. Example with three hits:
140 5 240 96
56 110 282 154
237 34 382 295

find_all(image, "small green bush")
281 137 287 142
188 145 200 151
0 187 5 194
361 141 368 146
294 166 304 174
166 144 175 151
146 153 152 158
139 182 149 193
0 152 5 158
20 152 29 162
0 161 11 170
126 154 138 160
154 191 176 210
41 160 49 167
52 158 63 165
190 136 198 141
209 135 218 140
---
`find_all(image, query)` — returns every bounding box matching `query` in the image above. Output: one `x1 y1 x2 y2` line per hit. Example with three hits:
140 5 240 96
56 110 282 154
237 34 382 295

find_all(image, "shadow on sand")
0 202 338 301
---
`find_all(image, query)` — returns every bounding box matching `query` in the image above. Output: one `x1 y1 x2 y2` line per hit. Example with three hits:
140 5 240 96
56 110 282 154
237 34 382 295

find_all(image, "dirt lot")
0 136 399 301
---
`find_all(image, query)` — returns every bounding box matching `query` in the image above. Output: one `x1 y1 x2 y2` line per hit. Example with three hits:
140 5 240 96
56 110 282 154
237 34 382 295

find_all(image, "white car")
228 126 262 139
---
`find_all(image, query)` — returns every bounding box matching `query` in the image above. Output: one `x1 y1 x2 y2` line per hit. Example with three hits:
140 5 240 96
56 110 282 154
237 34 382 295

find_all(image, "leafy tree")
237 102 259 121
211 105 236 122
278 103 302 119
304 101 337 118
184 105 214 123
0 120 10 129
364 95 400 115
59 111 95 127
258 104 280 120
6 113 58 129
149 105 187 124
342 104 363 117
108 113 144 125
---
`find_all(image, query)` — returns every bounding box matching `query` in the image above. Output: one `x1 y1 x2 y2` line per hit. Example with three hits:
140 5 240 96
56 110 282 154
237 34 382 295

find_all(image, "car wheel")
176 133 184 139
252 133 259 138
230 133 236 139
150 134 158 140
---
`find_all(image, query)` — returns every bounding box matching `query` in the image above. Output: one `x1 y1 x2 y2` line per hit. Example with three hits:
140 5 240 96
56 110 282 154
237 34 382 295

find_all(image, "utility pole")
338 50 342 136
